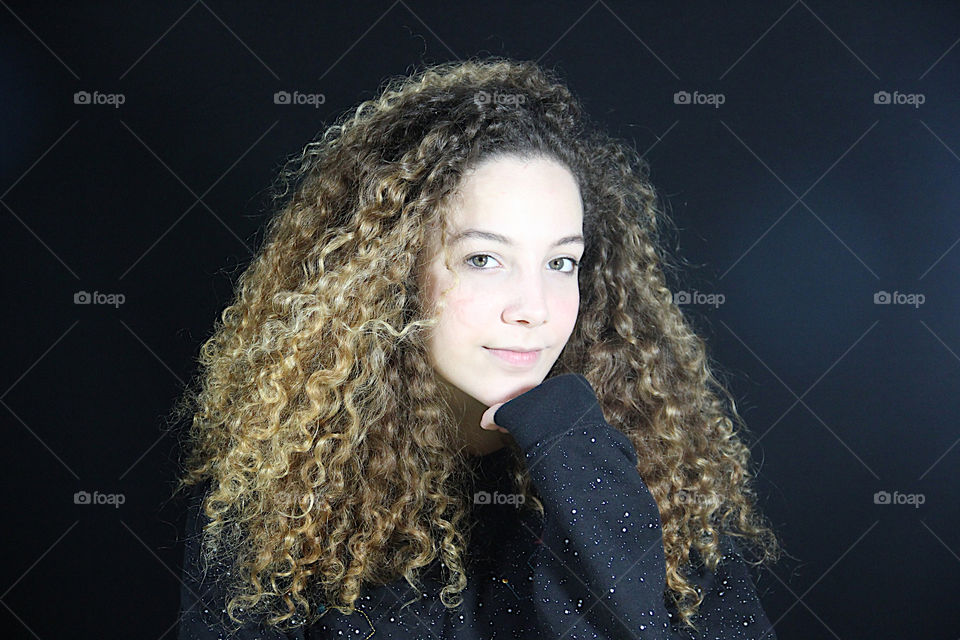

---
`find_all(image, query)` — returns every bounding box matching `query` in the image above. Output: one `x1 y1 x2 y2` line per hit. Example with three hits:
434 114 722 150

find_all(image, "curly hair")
170 56 781 634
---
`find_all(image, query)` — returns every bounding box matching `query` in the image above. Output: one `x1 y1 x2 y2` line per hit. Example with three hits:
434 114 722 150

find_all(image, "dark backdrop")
2 2 958 638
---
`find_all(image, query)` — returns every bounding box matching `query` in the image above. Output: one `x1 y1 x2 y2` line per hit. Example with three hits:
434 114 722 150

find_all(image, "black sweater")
177 373 777 639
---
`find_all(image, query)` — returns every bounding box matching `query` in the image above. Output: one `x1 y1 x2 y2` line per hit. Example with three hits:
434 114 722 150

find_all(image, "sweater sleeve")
176 484 306 640
493 372 776 640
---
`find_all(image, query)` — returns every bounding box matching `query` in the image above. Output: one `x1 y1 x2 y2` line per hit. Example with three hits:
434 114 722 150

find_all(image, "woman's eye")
550 257 580 273
466 254 500 269
465 254 579 273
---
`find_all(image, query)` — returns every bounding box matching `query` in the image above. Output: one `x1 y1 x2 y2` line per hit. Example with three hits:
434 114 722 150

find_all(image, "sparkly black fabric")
178 373 777 639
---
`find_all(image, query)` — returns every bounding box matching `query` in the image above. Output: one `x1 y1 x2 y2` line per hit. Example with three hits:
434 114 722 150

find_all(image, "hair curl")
171 56 780 634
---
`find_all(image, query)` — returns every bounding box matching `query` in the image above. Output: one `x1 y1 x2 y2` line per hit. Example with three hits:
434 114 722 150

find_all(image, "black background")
2 2 958 638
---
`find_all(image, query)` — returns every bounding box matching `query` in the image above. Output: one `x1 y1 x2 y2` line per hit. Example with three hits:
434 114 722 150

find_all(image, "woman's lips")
484 347 542 368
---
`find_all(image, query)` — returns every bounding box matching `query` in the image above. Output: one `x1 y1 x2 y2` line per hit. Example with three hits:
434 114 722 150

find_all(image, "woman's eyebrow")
452 228 585 247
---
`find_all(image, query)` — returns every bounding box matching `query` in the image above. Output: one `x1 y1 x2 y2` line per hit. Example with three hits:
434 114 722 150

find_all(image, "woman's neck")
438 378 511 457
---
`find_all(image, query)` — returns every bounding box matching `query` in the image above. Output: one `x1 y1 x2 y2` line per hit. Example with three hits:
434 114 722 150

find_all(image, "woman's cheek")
558 290 580 323
450 290 486 329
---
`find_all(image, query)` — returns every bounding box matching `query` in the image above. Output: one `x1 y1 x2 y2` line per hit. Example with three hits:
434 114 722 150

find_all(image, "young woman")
173 57 781 639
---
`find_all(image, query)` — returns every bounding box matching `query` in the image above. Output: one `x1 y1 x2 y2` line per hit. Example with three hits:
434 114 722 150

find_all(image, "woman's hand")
480 402 510 433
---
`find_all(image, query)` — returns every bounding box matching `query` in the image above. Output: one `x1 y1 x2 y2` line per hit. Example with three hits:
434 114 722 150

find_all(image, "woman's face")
421 154 584 409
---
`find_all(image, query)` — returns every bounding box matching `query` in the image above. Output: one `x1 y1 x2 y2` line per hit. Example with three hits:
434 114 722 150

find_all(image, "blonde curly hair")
171 56 780 634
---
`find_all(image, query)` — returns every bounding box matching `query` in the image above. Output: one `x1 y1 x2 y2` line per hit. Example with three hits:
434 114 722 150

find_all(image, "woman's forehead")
444 159 582 233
